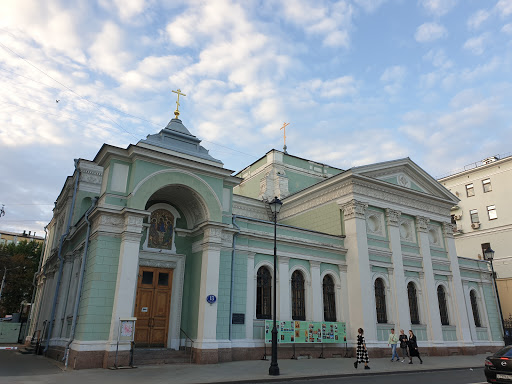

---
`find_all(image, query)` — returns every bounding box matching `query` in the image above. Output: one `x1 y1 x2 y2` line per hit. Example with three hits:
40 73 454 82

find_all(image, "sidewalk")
1 351 488 384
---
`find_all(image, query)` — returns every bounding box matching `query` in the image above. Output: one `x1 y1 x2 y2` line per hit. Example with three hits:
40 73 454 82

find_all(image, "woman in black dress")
354 328 370 369
408 330 423 364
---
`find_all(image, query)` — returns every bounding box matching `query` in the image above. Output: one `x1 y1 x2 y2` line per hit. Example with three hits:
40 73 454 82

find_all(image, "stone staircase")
18 339 39 355
133 348 191 365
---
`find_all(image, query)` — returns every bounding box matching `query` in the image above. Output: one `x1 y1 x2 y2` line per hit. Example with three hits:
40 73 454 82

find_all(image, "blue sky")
1 0 511 234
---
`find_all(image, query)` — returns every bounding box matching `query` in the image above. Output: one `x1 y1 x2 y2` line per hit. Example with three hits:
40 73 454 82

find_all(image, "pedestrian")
408 330 423 364
398 329 409 362
354 328 370 370
387 328 399 362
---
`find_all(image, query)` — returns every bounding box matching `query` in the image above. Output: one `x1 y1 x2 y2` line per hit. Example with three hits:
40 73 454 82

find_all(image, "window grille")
256 267 272 319
375 278 387 323
470 290 481 327
407 282 420 325
291 270 306 320
323 275 336 322
437 285 449 325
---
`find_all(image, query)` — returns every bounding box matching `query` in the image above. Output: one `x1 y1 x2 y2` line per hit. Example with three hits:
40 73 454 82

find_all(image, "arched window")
470 290 481 328
375 278 387 323
291 270 306 320
437 285 449 325
323 275 336 322
256 267 272 319
407 282 420 325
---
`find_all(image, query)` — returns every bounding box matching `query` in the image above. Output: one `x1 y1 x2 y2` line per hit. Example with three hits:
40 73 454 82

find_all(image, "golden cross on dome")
172 88 186 119
280 122 290 151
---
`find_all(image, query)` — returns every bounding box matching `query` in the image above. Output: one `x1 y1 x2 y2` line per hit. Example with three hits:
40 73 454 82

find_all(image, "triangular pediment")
351 158 458 203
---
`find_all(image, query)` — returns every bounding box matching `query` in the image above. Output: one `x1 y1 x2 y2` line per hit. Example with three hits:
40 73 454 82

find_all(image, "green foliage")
0 241 42 317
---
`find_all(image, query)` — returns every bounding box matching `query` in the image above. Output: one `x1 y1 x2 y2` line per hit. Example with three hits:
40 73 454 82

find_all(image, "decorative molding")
340 199 368 220
416 216 430 233
139 259 177 269
399 218 415 242
366 210 386 236
427 224 442 247
442 222 455 239
385 208 401 227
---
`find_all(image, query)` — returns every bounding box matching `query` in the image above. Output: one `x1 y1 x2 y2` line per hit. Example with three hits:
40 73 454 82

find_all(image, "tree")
0 241 41 317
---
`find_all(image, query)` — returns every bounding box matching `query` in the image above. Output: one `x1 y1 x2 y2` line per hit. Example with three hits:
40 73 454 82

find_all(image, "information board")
264 320 346 344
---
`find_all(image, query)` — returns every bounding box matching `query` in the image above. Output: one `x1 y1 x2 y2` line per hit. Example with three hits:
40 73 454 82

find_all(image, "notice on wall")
264 320 346 344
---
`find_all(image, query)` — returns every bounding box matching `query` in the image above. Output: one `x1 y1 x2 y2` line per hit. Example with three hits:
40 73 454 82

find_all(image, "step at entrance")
133 348 191 365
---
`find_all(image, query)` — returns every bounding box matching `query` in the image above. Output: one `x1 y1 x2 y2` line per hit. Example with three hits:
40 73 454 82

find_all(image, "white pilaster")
245 253 255 340
278 256 290 321
478 282 493 341
108 213 145 344
386 209 411 332
338 264 350 338
416 216 443 345
339 200 377 343
310 261 322 322
443 223 473 345
196 227 222 343
462 282 477 341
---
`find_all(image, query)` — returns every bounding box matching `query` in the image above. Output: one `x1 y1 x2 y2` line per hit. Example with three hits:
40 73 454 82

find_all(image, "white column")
462 282 477 341
339 200 377 343
338 265 350 337
245 253 255 340
278 256 290 321
478 282 493 341
196 227 222 344
416 216 443 345
107 213 145 345
386 209 411 332
443 223 473 345
310 261 322 321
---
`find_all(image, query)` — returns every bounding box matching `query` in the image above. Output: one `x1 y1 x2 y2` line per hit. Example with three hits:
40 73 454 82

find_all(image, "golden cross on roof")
172 88 186 119
280 122 290 152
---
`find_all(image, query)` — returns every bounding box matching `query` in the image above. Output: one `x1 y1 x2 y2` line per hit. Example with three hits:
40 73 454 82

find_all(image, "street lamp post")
484 247 506 339
268 196 282 376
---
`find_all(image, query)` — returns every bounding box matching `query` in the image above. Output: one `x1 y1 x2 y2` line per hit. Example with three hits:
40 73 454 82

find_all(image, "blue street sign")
206 295 217 304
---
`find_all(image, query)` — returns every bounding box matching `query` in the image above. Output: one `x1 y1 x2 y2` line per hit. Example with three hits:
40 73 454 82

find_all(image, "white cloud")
305 76 358 98
467 9 490 29
353 0 387 13
423 48 453 69
463 33 490 55
502 23 512 34
380 65 407 95
495 0 512 17
419 0 458 16
415 22 448 43
99 0 147 21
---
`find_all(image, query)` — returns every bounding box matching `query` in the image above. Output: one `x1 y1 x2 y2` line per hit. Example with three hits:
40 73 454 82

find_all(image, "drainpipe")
28 226 48 341
229 215 241 340
64 197 97 368
44 159 80 353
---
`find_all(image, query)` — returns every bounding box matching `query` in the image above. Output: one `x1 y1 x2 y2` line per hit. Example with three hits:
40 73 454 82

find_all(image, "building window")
437 285 449 325
407 282 420 325
482 178 492 193
256 267 272 319
470 290 481 328
291 270 306 321
470 209 479 223
466 183 475 197
375 278 387 323
487 205 497 220
323 275 336 322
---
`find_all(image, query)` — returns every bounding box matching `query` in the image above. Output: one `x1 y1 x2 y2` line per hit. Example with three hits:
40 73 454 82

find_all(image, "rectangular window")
482 178 492 193
487 205 497 220
470 209 479 223
466 183 475 197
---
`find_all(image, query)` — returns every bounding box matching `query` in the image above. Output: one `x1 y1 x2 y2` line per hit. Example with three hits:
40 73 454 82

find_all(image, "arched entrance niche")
128 169 223 224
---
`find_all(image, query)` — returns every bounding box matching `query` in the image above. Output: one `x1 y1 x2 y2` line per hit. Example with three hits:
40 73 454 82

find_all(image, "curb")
200 366 482 384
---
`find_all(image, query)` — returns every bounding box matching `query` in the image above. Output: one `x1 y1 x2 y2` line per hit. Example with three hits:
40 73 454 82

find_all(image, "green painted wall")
320 263 340 277
233 175 261 199
75 235 121 341
289 258 310 273
286 170 323 195
181 249 202 339
280 202 342 236
129 160 166 192
372 266 388 275
483 284 502 341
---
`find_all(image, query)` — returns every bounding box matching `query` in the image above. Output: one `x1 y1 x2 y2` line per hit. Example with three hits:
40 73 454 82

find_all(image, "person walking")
387 328 399 362
354 328 370 370
398 329 409 362
408 330 423 364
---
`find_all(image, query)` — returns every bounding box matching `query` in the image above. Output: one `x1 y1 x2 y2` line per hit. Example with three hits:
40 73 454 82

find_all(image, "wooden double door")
134 267 173 347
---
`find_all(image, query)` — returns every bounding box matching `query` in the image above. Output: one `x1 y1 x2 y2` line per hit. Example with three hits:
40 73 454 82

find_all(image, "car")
485 345 512 383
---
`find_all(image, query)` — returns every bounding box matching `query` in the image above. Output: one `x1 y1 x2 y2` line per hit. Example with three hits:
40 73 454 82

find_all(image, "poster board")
264 320 346 344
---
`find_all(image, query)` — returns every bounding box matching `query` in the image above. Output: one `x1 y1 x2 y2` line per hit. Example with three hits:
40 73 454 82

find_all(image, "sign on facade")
264 320 346 344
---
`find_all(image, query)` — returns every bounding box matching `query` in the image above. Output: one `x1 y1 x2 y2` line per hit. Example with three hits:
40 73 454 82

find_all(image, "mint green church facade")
29 113 503 369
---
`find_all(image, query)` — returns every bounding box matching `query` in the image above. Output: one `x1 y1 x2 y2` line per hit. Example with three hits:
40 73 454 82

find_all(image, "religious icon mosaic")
148 209 175 250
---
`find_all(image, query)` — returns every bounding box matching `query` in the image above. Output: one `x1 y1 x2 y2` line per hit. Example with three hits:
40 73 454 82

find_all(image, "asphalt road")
248 368 488 384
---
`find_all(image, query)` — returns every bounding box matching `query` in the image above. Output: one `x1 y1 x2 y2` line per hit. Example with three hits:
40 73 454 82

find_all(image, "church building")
29 99 503 369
